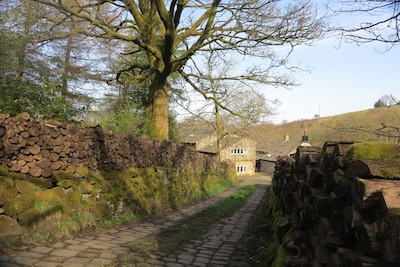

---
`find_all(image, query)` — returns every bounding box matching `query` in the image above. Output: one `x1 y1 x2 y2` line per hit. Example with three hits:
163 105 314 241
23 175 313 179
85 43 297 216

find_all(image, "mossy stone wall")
0 113 236 243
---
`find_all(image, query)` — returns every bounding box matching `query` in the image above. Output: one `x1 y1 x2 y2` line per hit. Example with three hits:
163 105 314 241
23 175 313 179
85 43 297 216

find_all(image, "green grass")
347 142 400 162
98 212 141 227
248 105 400 146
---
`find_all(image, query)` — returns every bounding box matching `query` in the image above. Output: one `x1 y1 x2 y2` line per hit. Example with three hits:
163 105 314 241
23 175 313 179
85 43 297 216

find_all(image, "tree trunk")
148 78 169 140
214 97 223 163
61 31 73 96
16 18 30 83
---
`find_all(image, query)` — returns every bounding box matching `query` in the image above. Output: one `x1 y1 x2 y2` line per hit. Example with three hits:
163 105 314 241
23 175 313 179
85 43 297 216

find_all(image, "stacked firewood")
273 141 400 266
0 113 97 178
0 113 215 178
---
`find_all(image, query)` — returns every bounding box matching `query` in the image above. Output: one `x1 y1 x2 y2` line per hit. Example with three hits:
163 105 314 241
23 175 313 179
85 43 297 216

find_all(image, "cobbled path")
0 175 271 267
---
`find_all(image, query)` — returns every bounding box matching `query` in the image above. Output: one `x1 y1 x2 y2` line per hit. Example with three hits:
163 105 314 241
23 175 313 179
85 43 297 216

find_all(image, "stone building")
180 130 256 175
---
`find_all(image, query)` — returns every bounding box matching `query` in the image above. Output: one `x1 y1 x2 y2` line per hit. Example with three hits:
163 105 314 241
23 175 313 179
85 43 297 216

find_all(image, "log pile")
273 141 400 266
0 113 216 178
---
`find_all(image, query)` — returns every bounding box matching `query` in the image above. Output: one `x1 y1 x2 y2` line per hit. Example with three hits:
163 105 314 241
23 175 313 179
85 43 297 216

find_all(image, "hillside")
247 105 400 147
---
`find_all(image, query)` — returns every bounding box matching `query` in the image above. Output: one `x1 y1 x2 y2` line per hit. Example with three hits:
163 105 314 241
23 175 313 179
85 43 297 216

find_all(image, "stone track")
0 175 271 267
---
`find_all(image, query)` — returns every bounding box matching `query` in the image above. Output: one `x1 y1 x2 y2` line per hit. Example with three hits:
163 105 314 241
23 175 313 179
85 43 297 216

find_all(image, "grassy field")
248 105 400 146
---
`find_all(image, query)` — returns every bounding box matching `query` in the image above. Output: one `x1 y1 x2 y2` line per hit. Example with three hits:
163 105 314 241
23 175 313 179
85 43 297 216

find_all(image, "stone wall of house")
270 142 400 266
0 113 235 243
221 138 256 176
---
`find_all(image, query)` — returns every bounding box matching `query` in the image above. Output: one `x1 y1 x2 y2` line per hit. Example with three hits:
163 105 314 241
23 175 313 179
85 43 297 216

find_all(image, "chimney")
301 128 311 146
301 128 308 142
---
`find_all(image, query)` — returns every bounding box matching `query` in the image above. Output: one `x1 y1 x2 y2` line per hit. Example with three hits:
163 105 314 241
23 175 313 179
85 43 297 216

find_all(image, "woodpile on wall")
273 141 400 266
0 112 217 178
0 113 234 243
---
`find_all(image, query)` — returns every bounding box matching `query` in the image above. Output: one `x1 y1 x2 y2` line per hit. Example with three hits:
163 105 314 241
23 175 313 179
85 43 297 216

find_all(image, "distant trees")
0 0 121 121
0 1 70 120
374 94 399 108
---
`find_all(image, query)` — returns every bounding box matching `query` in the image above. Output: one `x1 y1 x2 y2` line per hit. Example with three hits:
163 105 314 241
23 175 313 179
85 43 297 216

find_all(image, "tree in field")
374 94 398 108
32 0 324 140
332 0 400 46
374 99 386 108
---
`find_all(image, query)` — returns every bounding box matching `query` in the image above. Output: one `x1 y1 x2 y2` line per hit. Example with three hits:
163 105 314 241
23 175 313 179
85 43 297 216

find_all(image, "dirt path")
0 174 271 267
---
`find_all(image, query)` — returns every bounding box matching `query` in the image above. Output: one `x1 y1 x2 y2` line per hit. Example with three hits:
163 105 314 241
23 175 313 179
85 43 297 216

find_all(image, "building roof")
179 127 216 144
256 139 299 161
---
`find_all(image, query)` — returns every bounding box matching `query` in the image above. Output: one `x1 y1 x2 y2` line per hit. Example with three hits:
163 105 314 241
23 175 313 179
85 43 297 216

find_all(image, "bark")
16 17 31 83
61 32 73 96
148 78 169 140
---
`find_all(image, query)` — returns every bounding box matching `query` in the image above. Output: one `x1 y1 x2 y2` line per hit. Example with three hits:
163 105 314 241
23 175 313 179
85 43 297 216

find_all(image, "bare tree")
378 94 399 106
32 0 325 140
331 0 400 46
176 51 275 161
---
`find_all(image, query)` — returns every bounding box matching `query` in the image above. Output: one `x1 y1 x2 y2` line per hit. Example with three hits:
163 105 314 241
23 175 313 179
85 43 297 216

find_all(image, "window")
230 147 248 155
236 166 247 173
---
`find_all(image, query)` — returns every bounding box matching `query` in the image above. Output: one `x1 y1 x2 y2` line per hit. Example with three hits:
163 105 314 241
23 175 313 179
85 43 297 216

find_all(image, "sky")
265 1 400 124
174 1 400 125
266 37 400 124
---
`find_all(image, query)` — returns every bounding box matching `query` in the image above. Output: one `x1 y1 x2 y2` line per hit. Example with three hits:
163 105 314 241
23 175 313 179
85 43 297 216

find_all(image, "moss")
52 167 76 182
265 241 280 265
79 180 94 193
0 165 10 176
75 166 93 179
0 176 14 187
334 171 345 184
0 166 25 180
272 245 289 267
380 168 396 179
0 180 18 206
3 193 35 219
57 179 74 189
346 142 400 163
18 208 45 227
1 164 234 242
264 187 290 266
14 179 39 193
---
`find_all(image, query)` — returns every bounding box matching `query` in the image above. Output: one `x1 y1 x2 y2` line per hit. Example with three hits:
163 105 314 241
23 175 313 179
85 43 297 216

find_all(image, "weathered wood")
29 144 41 155
29 127 40 137
28 166 42 177
357 178 400 216
50 161 62 170
346 160 372 179
272 142 400 265
41 168 53 178
10 163 21 172
49 152 59 162
0 113 217 181
20 165 29 173
38 158 51 169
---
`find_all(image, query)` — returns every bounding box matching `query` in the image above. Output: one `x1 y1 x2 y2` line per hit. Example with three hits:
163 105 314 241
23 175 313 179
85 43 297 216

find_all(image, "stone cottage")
180 129 256 175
